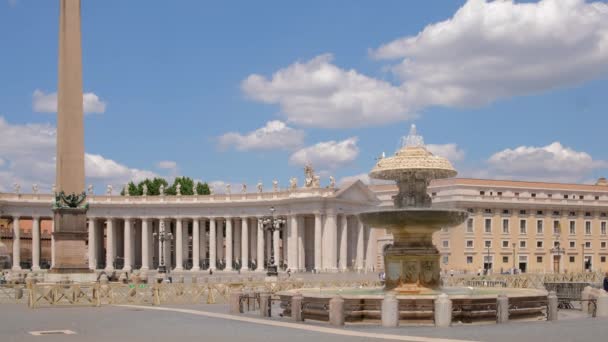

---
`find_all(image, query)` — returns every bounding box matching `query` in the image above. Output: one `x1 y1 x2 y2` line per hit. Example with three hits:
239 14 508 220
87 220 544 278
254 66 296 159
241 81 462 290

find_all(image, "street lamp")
153 220 173 275
550 240 565 274
512 242 517 274
260 206 286 277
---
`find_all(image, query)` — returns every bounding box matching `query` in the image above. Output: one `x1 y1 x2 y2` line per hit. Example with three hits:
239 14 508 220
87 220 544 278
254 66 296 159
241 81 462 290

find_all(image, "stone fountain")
359 124 467 293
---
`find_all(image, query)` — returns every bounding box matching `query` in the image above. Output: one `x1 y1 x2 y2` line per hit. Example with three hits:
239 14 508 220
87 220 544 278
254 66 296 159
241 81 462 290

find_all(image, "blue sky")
1 0 607 193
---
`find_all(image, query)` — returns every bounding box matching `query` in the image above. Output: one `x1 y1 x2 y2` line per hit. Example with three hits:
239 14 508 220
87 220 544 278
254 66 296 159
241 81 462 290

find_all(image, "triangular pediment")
334 180 380 204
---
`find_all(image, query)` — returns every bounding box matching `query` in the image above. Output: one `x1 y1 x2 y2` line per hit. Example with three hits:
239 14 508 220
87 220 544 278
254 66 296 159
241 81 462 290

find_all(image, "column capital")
31 215 41 220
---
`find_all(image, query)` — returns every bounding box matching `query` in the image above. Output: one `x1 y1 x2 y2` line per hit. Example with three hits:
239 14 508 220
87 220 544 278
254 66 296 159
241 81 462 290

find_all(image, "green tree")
196 182 211 195
167 176 195 195
120 181 139 196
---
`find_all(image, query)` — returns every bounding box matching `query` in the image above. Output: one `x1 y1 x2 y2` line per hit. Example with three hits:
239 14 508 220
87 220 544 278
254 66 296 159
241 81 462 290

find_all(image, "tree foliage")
119 177 210 196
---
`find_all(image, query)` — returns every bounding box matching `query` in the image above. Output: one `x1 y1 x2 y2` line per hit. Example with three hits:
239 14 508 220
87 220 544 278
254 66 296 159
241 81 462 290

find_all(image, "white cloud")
426 143 465 163
242 54 410 128
218 120 305 151
157 160 177 170
339 173 370 186
372 0 608 108
289 137 359 171
485 142 607 182
0 116 156 193
33 89 107 114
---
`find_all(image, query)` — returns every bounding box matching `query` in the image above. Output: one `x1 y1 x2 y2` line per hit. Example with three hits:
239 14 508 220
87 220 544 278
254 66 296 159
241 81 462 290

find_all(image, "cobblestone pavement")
0 303 605 342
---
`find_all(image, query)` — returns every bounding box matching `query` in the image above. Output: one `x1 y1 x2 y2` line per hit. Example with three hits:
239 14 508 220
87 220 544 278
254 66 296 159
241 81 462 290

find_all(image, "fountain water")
359 124 468 293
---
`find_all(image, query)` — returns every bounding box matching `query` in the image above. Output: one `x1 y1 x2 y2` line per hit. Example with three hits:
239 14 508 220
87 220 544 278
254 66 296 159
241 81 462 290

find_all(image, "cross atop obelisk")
56 0 85 195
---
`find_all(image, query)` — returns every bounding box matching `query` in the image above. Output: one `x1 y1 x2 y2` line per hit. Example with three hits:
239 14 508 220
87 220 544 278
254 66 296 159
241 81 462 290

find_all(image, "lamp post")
153 220 173 275
486 245 491 275
260 206 286 277
550 241 565 274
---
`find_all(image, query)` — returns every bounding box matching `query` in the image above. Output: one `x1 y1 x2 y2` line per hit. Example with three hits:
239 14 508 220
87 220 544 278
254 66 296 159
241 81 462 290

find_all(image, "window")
515 192 520 197
520 220 527 234
484 240 492 248
467 256 473 264
537 220 543 234
536 241 543 248
466 240 474 248
569 221 576 235
553 220 561 235
519 240 527 248
585 221 592 235
502 219 509 234
580 195 584 200
585 241 591 248
554 241 560 248
484 208 492 214
480 191 485 196
531 193 537 198
569 256 575 263
442 256 449 264
503 256 509 263
569 211 576 217
442 240 449 248
595 196 600 200
536 210 543 216
602 256 606 263
497 192 503 196
548 194 553 198
564 194 569 199
601 213 607 218
601 221 607 235
519 210 526 215
601 242 606 249
585 212 592 217
466 218 474 233
502 209 510 215
502 240 510 248
537 256 543 263
569 241 576 248
485 218 492 233
432 192 437 196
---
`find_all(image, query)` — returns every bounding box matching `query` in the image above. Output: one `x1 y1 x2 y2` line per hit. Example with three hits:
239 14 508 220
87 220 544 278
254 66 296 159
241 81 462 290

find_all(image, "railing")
443 271 604 289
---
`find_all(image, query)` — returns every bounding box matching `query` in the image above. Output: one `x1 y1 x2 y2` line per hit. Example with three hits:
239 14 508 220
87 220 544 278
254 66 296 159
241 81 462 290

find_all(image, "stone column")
123 218 132 271
381 293 399 327
298 216 305 271
241 217 249 271
157 218 164 270
141 218 150 271
225 218 233 271
31 216 41 271
175 218 183 271
324 211 338 271
329 296 345 326
11 216 20 271
200 219 207 269
86 217 95 270
192 218 200 271
288 215 298 271
217 220 224 268
105 218 114 272
273 226 280 269
339 215 348 271
292 294 304 322
234 219 241 264
547 291 558 321
355 217 364 271
434 293 452 327
257 217 265 271
209 218 217 270
314 213 322 272
496 294 509 323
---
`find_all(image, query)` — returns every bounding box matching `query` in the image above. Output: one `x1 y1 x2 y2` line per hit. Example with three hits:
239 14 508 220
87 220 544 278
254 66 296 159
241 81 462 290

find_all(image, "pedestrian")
287 268 292 277
603 272 608 292
209 268 213 275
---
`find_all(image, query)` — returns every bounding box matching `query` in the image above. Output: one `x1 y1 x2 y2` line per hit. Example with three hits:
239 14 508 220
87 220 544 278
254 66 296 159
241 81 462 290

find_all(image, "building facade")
1 177 607 274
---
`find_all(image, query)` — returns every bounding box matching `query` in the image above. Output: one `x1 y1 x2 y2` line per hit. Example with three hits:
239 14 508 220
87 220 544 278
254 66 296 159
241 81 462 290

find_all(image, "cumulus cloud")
0 116 157 193
426 143 465 163
218 120 305 151
289 137 359 171
242 54 410 128
372 0 608 108
157 160 177 170
33 89 107 114
244 0 608 128
484 142 607 183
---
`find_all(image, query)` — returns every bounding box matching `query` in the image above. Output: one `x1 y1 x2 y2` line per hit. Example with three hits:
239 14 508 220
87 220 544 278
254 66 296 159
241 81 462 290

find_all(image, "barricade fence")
443 271 604 289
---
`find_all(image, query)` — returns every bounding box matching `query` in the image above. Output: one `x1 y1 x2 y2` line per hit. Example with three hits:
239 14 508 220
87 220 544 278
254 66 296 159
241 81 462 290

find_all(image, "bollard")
329 296 345 327
496 294 509 324
596 290 608 318
547 291 558 321
434 293 452 327
582 286 592 315
381 293 399 327
259 292 271 317
229 291 243 314
292 294 304 322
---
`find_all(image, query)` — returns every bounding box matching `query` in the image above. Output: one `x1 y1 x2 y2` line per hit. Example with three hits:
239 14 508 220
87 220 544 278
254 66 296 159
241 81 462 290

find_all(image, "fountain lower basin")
359 208 467 293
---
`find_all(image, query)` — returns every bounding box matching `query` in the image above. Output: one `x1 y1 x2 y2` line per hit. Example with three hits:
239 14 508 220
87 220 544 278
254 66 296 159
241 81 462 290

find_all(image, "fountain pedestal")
384 246 440 293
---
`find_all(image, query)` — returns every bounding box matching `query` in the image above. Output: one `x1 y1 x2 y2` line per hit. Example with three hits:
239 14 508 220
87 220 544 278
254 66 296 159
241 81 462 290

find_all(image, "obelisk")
50 0 91 276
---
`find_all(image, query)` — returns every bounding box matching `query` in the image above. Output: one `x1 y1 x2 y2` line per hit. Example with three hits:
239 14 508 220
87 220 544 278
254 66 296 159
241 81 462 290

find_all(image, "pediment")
334 180 380 204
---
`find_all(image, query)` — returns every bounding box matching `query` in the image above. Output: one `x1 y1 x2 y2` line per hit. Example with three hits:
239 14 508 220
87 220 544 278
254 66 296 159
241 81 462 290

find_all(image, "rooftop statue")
304 163 315 188
106 184 113 196
257 181 263 193
272 180 279 192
